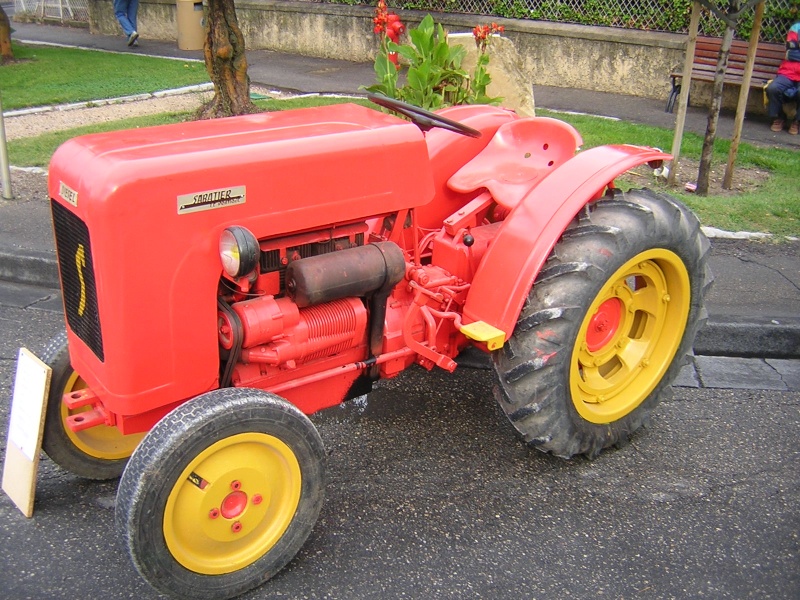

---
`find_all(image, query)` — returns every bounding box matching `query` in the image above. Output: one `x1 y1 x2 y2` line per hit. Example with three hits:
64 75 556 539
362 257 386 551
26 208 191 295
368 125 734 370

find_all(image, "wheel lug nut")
231 521 242 533
209 508 220 519
252 494 263 505
231 480 241 490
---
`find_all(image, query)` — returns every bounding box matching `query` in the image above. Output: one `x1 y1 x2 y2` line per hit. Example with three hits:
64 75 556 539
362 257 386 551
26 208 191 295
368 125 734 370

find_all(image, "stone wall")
87 0 768 114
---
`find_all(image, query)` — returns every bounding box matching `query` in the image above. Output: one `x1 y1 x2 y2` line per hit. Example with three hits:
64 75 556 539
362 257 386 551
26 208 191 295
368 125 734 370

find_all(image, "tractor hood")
48 102 435 233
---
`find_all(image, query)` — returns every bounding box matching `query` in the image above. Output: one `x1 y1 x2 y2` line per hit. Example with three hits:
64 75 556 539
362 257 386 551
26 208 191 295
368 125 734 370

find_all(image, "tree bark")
0 5 14 65
723 0 764 190
197 0 258 119
696 24 735 195
667 1 702 188
696 0 738 196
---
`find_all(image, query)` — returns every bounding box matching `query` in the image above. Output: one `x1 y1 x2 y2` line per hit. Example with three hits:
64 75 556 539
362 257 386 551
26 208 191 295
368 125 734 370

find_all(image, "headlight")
219 226 260 278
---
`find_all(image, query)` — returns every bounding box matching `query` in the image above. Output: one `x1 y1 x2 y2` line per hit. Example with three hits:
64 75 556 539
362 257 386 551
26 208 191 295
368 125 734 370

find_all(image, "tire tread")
492 188 711 458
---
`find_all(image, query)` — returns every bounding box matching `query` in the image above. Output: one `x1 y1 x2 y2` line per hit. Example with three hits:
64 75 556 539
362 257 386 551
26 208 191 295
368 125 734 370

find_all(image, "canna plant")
364 13 503 110
373 0 405 68
469 22 505 105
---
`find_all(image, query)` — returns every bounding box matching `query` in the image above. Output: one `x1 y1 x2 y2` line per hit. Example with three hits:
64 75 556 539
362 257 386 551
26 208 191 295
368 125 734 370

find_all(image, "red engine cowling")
233 296 368 367
217 242 408 414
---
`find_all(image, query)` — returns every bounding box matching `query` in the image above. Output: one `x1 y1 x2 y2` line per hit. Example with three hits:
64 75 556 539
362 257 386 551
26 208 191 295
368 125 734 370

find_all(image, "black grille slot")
288 235 360 261
260 249 282 273
51 200 104 362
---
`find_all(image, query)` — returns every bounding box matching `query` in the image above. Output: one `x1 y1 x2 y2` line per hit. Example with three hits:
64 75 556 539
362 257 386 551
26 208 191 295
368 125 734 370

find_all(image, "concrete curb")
695 318 800 359
3 83 214 118
0 248 59 288
2 248 797 360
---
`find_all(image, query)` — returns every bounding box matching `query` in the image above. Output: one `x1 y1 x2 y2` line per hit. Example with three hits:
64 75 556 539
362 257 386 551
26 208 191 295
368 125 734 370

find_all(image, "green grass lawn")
541 110 799 237
3 39 797 237
2 42 209 110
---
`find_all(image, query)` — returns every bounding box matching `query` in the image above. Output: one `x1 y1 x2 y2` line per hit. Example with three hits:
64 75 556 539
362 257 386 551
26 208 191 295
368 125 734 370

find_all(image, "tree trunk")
197 0 258 119
696 1 738 196
723 0 765 190
0 5 14 65
696 24 735 195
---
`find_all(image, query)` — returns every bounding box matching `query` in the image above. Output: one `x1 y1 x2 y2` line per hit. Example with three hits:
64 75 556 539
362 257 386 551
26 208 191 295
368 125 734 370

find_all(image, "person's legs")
126 0 139 37
113 0 138 45
113 0 135 36
766 75 795 131
787 82 800 135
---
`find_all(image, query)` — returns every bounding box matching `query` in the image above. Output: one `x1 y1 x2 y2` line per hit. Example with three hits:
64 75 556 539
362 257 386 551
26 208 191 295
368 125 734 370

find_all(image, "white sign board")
2 348 52 517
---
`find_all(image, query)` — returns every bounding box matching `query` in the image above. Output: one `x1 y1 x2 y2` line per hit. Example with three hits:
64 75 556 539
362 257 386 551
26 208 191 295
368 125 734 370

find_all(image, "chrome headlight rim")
219 226 259 278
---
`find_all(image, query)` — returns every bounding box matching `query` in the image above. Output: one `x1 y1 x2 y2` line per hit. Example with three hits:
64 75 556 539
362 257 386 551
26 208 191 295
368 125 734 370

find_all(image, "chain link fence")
14 0 90 22
346 0 797 44
11 0 798 43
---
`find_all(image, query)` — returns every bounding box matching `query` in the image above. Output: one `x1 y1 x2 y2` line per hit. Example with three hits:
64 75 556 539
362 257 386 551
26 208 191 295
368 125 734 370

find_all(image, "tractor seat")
447 117 583 210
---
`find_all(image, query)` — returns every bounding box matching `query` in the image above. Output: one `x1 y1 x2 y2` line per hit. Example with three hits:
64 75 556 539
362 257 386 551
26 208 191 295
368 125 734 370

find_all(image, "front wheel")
115 388 326 600
40 331 143 479
493 188 712 458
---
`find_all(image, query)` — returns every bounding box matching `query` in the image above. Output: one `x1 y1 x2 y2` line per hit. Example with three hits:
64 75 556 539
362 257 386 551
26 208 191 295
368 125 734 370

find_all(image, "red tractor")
41 94 709 599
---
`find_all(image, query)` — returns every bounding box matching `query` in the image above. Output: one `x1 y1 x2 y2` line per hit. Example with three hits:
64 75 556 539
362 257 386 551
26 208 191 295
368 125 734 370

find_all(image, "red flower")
473 22 504 52
373 1 404 44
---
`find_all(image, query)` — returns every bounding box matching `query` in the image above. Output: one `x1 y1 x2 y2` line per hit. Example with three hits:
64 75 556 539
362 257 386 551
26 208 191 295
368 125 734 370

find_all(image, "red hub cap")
585 298 622 352
220 490 248 519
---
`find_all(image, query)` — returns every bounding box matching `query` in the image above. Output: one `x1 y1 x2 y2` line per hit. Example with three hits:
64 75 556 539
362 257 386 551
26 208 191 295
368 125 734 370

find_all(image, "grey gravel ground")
3 84 289 141
3 91 212 140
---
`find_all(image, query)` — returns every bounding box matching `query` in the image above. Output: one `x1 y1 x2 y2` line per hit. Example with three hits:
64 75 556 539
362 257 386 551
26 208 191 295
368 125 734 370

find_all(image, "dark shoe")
127 31 139 47
770 118 784 132
790 122 799 136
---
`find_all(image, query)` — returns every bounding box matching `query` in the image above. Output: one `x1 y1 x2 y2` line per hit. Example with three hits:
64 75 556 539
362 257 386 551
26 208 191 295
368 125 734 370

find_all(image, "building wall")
87 0 768 114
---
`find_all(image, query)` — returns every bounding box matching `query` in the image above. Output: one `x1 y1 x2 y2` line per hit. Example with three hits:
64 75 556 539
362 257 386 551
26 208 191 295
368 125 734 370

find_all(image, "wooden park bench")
665 35 786 112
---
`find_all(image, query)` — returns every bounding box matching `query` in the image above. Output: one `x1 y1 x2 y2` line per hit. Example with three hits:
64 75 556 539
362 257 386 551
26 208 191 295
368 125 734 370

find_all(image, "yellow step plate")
460 321 506 351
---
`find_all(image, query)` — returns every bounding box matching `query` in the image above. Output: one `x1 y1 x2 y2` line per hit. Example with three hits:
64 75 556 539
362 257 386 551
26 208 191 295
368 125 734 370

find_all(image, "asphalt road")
1 285 798 600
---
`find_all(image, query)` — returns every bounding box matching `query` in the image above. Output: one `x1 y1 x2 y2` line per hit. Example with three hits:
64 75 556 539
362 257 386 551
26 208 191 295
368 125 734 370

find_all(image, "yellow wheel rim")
163 433 302 575
570 249 690 424
59 371 143 460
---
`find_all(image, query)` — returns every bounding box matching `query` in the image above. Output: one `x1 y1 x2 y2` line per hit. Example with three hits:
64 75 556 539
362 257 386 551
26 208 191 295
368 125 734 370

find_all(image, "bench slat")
665 36 787 112
670 36 786 87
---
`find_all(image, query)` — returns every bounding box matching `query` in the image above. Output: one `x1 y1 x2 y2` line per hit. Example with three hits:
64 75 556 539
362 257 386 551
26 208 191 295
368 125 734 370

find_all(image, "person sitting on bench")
767 21 800 135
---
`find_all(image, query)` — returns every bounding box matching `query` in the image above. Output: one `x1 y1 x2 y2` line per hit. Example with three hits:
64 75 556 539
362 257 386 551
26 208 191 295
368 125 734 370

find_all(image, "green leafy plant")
470 22 506 105
364 13 502 110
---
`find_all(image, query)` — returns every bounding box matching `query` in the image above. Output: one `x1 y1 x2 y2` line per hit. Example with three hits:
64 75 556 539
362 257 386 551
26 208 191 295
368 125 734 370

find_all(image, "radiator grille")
51 200 104 362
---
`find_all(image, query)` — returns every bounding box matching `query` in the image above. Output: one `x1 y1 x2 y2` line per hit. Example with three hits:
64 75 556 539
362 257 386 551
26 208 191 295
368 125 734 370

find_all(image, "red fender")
462 144 671 342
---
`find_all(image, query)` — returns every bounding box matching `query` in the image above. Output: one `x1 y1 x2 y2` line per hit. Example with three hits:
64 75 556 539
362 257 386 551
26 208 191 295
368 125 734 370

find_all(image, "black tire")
493 188 712 458
115 388 326 600
40 331 143 479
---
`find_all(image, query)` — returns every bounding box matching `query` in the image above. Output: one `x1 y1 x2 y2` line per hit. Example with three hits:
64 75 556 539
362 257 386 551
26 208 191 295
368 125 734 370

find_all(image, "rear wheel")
41 331 143 479
493 189 711 458
116 388 325 600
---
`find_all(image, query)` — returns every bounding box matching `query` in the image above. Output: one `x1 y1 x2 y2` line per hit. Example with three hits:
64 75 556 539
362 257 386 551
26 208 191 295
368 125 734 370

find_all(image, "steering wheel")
368 93 482 139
